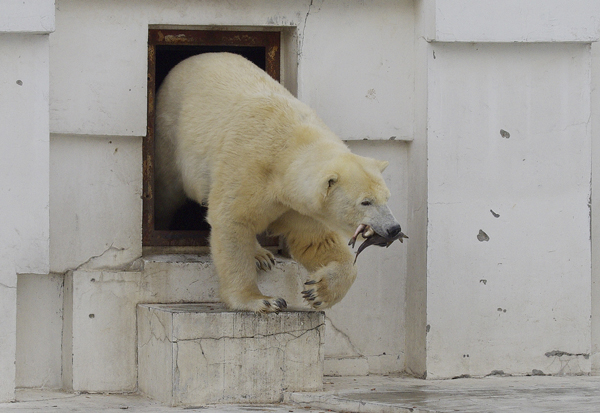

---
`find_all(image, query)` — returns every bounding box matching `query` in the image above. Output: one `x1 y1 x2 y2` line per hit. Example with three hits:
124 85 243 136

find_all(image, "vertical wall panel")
427 43 592 378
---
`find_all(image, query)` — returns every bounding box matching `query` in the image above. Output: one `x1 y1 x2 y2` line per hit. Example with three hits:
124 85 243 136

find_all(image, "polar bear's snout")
386 223 403 239
364 204 401 240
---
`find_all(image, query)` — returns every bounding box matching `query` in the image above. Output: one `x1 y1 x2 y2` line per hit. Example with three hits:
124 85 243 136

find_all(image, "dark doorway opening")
144 29 281 247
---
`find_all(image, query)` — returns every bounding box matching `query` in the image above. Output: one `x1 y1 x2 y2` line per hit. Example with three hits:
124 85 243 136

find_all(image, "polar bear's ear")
377 160 389 172
323 173 339 198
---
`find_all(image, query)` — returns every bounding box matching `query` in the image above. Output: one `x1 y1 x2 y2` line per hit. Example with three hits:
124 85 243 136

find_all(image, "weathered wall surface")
49 0 413 140
424 0 599 42
591 42 600 376
0 35 50 276
413 0 599 379
16 273 63 389
49 135 142 273
1 0 53 400
427 42 593 378
44 0 411 383
8 0 600 395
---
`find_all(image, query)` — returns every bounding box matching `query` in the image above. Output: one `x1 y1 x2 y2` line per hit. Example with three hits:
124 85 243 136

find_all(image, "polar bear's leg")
209 220 286 313
269 211 357 309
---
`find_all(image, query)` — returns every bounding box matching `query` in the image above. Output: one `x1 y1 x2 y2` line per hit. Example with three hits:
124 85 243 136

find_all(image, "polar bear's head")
316 153 401 240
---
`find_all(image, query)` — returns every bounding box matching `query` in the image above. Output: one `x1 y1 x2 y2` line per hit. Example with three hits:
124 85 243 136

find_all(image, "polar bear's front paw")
302 261 356 310
260 297 288 313
224 294 288 313
302 279 336 310
255 246 276 271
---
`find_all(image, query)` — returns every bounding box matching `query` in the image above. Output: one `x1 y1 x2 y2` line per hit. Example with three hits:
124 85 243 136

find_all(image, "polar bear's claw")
302 280 329 310
255 260 272 271
302 288 318 301
257 297 286 313
302 280 331 309
255 247 275 272
302 270 349 310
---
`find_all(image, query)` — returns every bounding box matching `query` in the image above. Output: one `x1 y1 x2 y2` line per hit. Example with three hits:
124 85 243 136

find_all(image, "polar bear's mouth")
348 224 408 264
348 224 374 248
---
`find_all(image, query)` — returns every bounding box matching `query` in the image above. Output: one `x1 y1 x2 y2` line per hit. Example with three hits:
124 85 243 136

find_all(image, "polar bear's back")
158 53 294 128
155 52 315 209
156 52 307 150
184 52 290 96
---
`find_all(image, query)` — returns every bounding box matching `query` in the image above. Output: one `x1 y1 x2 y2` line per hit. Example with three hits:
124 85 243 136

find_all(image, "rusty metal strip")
143 41 157 246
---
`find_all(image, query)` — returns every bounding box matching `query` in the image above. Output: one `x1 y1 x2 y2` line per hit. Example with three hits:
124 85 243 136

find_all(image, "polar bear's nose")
387 224 402 239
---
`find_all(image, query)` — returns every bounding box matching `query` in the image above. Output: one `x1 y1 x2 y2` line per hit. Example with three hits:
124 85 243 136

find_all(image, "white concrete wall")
7 0 600 394
0 34 51 276
591 42 600 376
47 0 412 381
298 0 414 140
0 0 55 34
423 0 600 43
16 274 63 389
49 135 142 273
426 42 593 378
410 0 600 379
0 0 54 399
404 0 431 378
50 0 412 141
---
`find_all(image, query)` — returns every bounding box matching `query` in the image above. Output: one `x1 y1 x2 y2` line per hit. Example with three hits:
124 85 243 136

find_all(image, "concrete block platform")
61 255 311 393
137 303 324 406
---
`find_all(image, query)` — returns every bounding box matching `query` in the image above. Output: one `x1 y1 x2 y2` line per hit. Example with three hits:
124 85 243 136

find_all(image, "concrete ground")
2 375 600 413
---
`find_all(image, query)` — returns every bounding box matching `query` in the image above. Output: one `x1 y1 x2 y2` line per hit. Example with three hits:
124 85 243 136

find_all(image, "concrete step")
137 303 324 406
142 254 311 309
63 255 310 393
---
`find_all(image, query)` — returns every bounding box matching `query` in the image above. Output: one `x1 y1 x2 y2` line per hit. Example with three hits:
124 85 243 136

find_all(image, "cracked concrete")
544 350 591 376
298 0 325 59
298 0 313 58
172 325 325 343
138 303 324 406
62 255 320 393
60 249 407 394
76 245 142 272
324 317 368 376
326 317 363 358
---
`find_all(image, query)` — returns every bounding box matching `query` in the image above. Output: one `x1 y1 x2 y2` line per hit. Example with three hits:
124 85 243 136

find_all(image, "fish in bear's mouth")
348 224 408 264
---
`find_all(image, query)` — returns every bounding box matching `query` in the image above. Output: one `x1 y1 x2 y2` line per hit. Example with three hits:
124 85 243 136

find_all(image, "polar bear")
155 53 401 313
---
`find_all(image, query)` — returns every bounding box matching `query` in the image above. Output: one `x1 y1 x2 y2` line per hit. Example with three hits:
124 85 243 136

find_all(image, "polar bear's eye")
361 200 372 206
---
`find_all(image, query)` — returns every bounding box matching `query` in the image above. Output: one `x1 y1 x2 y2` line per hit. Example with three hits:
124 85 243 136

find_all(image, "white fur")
155 53 399 312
